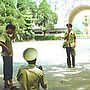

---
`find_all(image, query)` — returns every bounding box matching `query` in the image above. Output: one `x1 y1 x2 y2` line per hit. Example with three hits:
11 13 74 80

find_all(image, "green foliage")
0 25 5 33
17 0 27 11
36 0 58 31
26 0 37 18
0 16 5 25
17 0 37 18
0 0 26 34
35 35 61 40
0 0 58 41
0 2 6 16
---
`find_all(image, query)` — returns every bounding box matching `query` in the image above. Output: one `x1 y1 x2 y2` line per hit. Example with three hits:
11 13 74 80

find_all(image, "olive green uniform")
1 33 13 56
17 64 47 90
0 33 13 80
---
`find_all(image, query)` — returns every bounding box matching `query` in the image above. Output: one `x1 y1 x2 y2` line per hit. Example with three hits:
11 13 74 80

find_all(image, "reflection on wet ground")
44 63 90 90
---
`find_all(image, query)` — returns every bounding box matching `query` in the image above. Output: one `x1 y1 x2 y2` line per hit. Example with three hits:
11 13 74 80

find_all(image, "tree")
17 0 37 18
16 0 37 40
36 0 58 36
0 0 26 41
17 0 27 11
26 0 37 18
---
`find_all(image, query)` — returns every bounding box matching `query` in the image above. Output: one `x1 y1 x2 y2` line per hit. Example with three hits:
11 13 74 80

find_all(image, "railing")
33 28 67 34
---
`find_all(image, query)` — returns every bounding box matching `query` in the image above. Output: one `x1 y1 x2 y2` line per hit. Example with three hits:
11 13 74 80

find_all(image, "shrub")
35 35 62 40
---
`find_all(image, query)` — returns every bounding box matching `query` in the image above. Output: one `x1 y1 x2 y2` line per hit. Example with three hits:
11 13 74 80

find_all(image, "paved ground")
0 39 90 90
0 85 19 90
12 39 90 65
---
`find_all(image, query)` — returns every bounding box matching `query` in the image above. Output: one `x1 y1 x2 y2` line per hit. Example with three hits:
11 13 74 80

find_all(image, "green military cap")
23 48 38 61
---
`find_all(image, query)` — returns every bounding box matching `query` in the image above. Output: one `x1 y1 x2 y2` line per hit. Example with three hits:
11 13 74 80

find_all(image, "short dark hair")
6 24 16 30
66 24 72 28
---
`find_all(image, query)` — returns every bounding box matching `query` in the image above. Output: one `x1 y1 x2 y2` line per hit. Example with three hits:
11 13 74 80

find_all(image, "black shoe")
72 66 75 68
68 66 71 68
4 83 9 88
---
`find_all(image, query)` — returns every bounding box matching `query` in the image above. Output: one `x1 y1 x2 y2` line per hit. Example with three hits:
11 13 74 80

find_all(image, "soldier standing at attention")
17 48 47 90
64 24 76 68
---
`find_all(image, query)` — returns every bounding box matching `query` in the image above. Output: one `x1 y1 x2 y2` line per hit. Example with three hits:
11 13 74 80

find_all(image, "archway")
68 5 90 24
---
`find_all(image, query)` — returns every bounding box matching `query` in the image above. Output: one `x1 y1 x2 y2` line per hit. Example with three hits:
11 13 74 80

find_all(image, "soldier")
64 24 76 68
17 48 47 90
0 24 16 88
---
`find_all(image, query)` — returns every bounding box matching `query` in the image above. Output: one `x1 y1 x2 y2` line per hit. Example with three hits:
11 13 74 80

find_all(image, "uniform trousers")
66 47 75 68
3 56 13 80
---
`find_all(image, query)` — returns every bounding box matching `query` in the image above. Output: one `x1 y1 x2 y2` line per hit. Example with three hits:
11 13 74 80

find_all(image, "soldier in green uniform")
17 48 47 90
0 24 16 88
64 24 76 68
